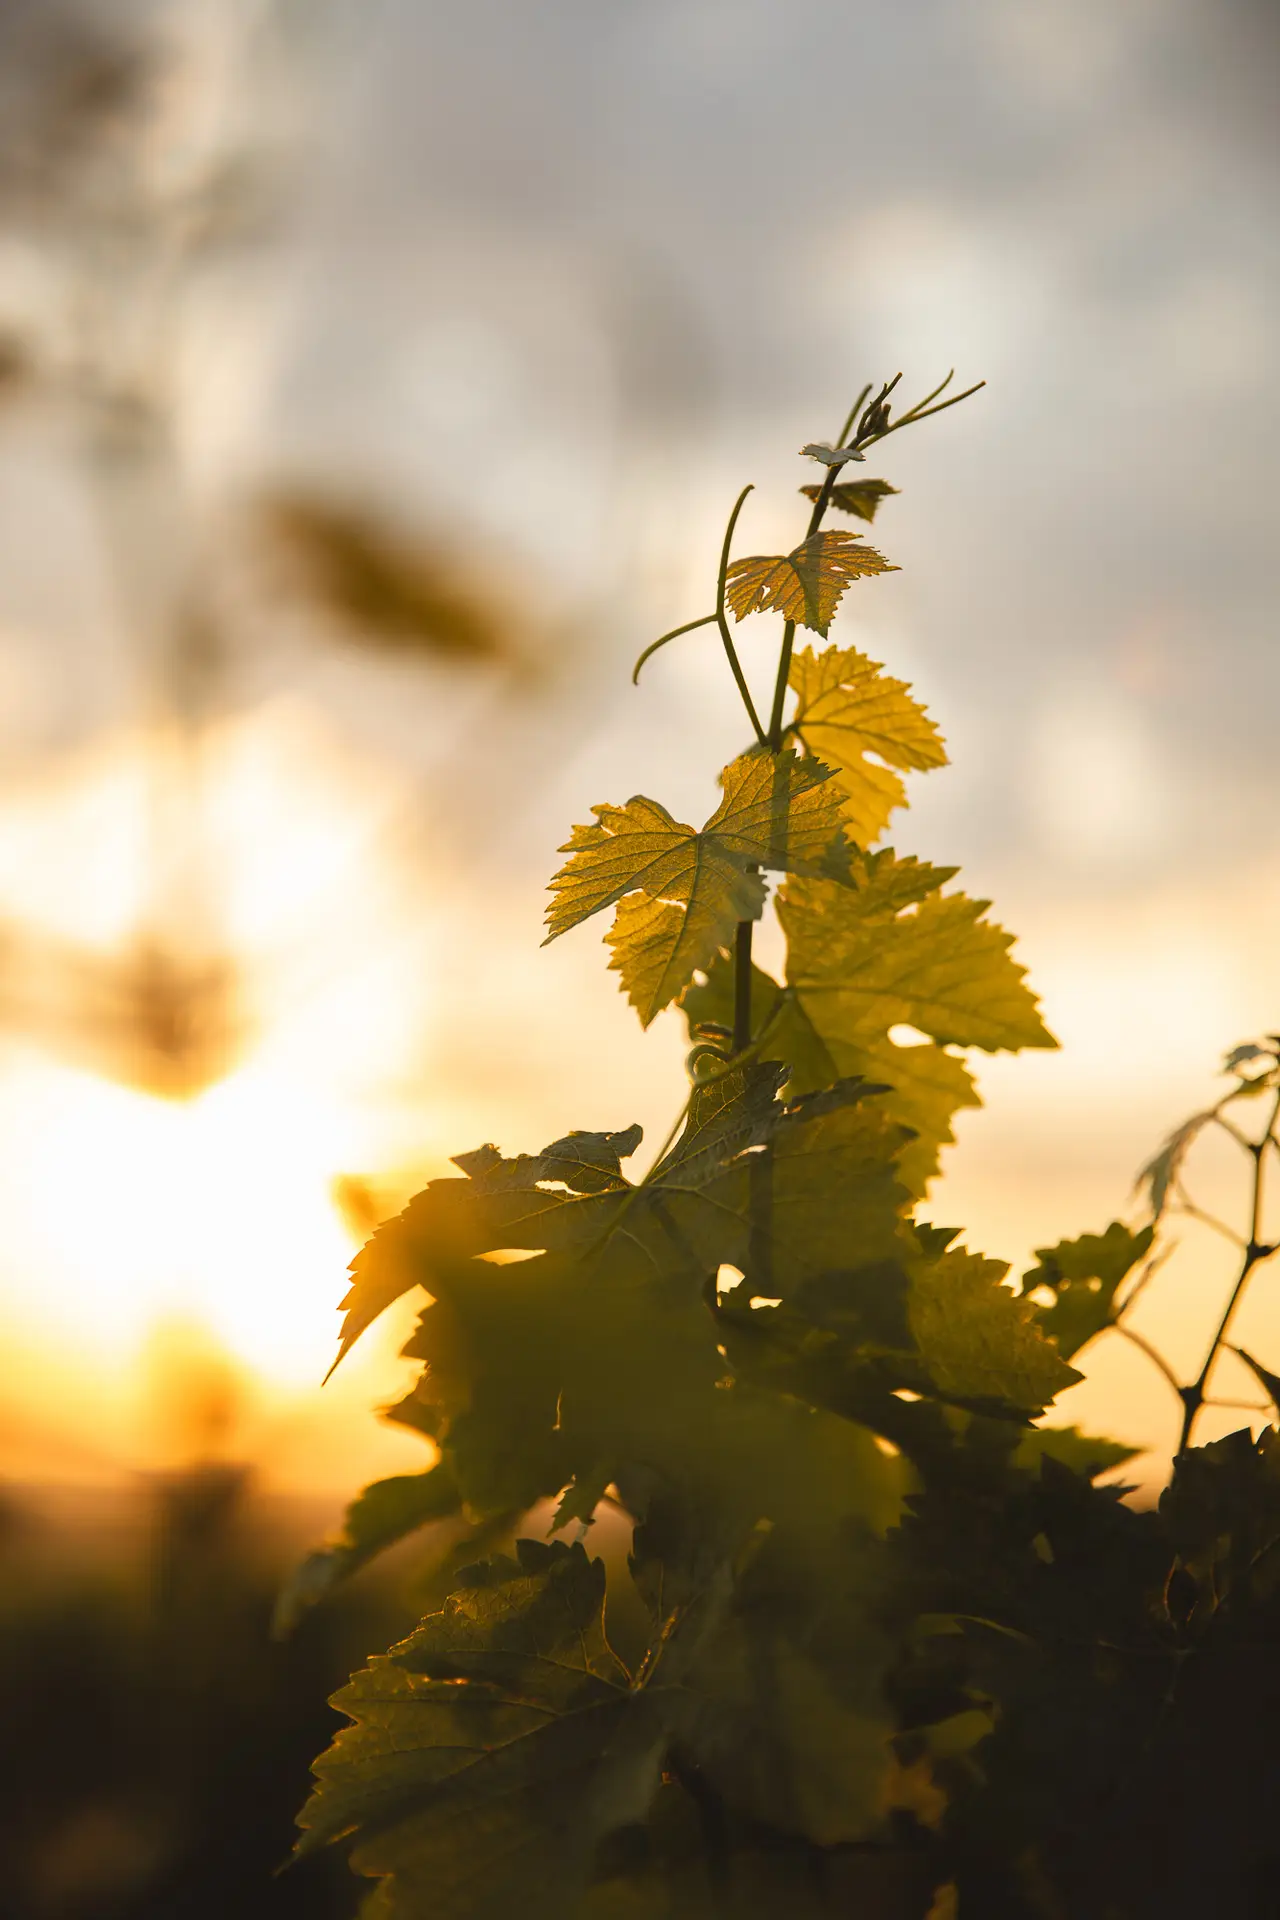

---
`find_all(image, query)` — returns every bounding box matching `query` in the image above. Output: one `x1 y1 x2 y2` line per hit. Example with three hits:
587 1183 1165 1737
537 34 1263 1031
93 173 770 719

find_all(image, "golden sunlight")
0 703 448 1482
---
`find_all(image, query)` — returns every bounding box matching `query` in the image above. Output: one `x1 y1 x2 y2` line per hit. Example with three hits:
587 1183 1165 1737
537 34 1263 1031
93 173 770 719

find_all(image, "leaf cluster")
287 388 1280 1919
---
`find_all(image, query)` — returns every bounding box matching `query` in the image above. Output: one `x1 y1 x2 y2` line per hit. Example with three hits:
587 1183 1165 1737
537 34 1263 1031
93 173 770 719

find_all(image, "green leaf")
296 1540 658 1920
780 868 1057 1056
1233 1345 1280 1414
669 1619 897 1846
787 644 947 847
333 1063 800 1372
703 750 853 878
725 531 897 637
274 1464 463 1634
654 1059 788 1187
907 1248 1080 1418
800 441 867 468
544 794 765 946
1159 1427 1280 1619
682 948 980 1197
1224 1041 1275 1073
1014 1425 1140 1481
550 752 851 1025
1135 1111 1215 1219
1021 1222 1156 1359
800 478 900 522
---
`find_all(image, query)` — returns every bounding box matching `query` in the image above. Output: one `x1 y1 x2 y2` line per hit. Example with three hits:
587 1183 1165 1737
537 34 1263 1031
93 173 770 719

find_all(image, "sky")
0 0 1277 1494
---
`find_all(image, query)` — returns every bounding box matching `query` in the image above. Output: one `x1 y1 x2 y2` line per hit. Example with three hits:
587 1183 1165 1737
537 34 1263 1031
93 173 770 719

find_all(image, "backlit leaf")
800 478 899 522
548 752 851 1024
780 869 1056 1055
1021 1222 1155 1360
705 749 852 879
800 441 867 467
725 531 896 637
1135 1111 1215 1219
788 644 947 847
544 794 762 944
1232 1346 1280 1415
275 1463 462 1634
908 1248 1081 1418
296 1540 656 1920
682 945 980 1195
1016 1425 1140 1481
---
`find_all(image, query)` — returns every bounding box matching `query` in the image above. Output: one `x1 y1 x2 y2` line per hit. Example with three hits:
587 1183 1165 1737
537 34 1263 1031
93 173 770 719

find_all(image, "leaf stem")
1178 1081 1280 1452
1170 1182 1246 1249
632 613 717 685
1112 1322 1184 1414
834 382 873 452
715 486 767 745
861 380 987 446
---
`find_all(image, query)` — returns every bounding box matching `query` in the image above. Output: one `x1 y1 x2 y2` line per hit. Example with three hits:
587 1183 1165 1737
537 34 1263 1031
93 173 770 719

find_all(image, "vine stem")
765 457 842 751
732 374 984 1048
1177 1080 1280 1452
715 486 767 745
732 915 754 1053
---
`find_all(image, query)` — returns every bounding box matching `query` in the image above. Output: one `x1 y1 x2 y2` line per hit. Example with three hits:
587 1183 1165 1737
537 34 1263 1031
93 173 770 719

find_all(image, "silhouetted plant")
288 382 1280 1920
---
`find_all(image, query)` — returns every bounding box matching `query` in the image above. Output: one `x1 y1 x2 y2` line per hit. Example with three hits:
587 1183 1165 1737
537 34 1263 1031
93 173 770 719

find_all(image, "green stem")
732 914 754 1054
766 455 841 748
632 613 717 685
834 383 873 452
1178 1082 1280 1452
715 485 767 745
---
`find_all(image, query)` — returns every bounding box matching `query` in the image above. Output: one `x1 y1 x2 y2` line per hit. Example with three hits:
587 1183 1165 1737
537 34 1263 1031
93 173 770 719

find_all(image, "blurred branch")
256 491 515 665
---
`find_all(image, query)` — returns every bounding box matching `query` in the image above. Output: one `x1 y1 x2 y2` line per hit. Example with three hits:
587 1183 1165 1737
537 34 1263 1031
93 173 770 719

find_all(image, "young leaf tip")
801 441 866 467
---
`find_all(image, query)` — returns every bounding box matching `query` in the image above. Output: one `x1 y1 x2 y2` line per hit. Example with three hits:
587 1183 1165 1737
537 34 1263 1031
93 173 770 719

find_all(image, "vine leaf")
1223 1041 1274 1073
1135 1111 1216 1220
544 793 762 944
800 478 899 523
1020 1222 1156 1360
718 860 1055 1190
295 1541 657 1920
906 1247 1080 1418
547 752 851 1025
800 441 866 467
725 531 896 637
683 951 980 1198
330 1124 644 1370
274 1463 462 1634
788 644 947 848
781 867 1057 1056
1015 1425 1140 1480
1232 1347 1280 1416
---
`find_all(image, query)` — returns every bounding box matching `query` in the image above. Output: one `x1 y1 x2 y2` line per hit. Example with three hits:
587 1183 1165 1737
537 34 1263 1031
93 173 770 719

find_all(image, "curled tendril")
686 1041 732 1084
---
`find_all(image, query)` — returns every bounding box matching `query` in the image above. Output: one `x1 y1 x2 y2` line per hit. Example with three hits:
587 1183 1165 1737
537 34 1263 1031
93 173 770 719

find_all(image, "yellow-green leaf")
544 795 724 942
705 749 852 878
682 948 980 1195
788 645 947 847
780 870 1057 1055
296 1541 653 1920
800 479 899 523
909 1247 1080 1417
607 890 747 1027
548 753 852 1024
725 531 896 637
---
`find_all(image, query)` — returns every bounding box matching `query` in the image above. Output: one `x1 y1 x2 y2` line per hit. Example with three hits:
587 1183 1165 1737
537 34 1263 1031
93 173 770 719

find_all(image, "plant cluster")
284 380 1280 1920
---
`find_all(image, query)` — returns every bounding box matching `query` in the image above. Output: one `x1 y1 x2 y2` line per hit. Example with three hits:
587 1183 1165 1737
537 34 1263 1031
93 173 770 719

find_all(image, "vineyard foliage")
287 379 1280 1919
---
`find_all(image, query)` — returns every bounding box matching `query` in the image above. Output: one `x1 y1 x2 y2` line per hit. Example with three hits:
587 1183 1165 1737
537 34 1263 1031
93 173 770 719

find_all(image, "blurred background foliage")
0 0 1276 1911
